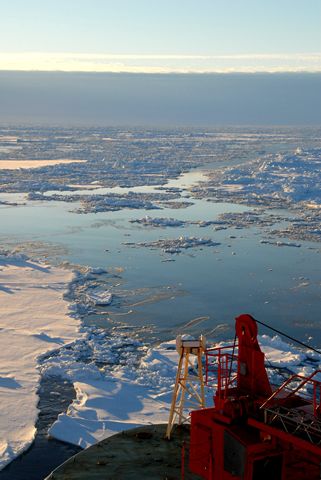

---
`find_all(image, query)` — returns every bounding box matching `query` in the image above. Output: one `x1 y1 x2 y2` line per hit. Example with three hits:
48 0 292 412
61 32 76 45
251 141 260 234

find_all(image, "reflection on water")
1 171 321 346
43 169 209 197
0 159 86 170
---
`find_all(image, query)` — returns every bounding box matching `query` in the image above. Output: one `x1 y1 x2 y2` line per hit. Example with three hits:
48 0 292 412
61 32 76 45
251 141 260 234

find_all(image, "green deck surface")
45 424 202 480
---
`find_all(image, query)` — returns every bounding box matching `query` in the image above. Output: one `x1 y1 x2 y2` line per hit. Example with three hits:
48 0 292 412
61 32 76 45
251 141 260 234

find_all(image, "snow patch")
0 252 80 470
44 330 321 450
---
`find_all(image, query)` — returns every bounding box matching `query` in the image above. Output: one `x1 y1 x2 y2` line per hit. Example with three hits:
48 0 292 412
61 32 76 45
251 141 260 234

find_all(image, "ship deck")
45 424 202 480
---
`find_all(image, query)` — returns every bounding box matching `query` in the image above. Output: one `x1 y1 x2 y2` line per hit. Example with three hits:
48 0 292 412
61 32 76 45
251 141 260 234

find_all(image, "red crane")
189 314 321 480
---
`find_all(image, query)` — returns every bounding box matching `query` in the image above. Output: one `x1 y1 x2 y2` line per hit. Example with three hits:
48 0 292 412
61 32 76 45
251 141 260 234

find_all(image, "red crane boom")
189 314 321 480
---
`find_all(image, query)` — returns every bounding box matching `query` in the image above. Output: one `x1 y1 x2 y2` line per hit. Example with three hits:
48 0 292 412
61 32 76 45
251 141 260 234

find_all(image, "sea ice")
0 252 80 470
45 328 321 450
130 216 185 228
193 147 321 243
85 290 113 306
124 236 220 254
1 251 320 463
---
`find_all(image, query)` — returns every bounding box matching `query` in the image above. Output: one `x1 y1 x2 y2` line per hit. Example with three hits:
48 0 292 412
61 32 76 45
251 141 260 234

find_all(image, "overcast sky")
1 72 320 126
0 0 320 72
1 1 320 126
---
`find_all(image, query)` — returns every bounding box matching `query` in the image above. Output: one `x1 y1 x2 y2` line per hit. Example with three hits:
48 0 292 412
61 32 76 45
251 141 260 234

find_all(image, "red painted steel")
189 314 321 480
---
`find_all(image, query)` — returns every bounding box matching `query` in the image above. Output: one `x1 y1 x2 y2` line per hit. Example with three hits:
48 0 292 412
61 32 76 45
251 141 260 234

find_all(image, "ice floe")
197 149 321 207
193 147 321 243
2 125 321 468
0 252 80 470
130 215 229 229
2 249 321 465
123 236 220 254
0 159 86 170
42 327 321 449
85 290 113 306
260 239 301 248
130 216 186 228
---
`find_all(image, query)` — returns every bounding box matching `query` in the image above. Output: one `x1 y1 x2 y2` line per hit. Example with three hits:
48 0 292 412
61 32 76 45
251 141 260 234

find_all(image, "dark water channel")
0 377 81 480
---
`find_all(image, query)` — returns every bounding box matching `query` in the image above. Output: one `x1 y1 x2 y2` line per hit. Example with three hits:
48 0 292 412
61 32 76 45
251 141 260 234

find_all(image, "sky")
0 1 320 126
0 0 320 73
1 72 320 126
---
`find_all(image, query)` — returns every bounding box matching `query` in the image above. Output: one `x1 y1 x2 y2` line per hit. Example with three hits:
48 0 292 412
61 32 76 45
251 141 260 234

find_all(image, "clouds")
0 52 321 73
1 71 320 126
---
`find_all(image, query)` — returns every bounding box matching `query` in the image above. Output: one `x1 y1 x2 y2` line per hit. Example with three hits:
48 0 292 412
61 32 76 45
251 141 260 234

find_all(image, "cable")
253 317 321 356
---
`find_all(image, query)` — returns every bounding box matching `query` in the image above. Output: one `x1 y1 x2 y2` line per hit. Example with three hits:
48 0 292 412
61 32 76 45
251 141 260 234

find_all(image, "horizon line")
0 52 320 74
1 69 321 75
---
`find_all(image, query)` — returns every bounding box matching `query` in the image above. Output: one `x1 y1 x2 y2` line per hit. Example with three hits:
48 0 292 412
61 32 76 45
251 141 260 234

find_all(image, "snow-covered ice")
0 159 86 170
41 325 321 450
193 147 321 243
197 149 321 208
130 215 229 229
85 290 113 306
2 250 321 464
124 236 220 254
130 216 185 228
42 335 178 447
0 253 80 470
2 127 321 468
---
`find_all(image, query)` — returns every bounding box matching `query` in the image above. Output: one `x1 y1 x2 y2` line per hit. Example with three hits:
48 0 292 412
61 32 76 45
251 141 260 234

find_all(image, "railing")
263 405 321 446
205 344 238 400
260 370 321 445
260 370 321 416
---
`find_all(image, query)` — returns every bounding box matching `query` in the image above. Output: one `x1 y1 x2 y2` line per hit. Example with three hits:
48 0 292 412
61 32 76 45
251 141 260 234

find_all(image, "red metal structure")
189 314 321 480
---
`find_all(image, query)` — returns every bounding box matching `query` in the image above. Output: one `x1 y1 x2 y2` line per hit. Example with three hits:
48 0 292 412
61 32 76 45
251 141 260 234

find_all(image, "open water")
1 167 321 479
1 170 321 345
